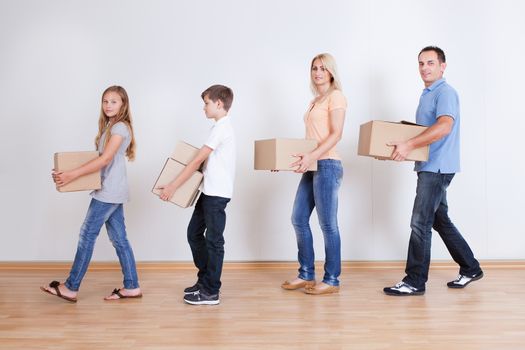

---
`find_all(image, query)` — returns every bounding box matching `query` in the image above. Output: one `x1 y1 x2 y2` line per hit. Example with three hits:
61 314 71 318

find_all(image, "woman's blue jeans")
403 172 481 290
291 159 343 286
65 198 139 291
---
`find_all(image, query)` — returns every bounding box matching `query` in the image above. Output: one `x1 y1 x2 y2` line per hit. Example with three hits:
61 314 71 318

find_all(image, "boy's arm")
53 134 123 188
157 146 212 201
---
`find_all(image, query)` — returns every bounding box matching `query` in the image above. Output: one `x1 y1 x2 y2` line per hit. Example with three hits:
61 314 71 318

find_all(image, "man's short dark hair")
419 46 446 63
201 84 234 112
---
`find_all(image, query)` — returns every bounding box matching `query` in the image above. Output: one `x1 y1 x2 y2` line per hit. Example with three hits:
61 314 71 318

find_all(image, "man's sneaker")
184 282 202 295
383 282 425 296
447 271 484 289
183 291 220 305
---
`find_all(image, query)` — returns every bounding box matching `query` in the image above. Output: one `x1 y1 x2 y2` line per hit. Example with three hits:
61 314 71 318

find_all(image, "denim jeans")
187 194 230 295
65 198 139 291
291 159 343 286
403 172 482 290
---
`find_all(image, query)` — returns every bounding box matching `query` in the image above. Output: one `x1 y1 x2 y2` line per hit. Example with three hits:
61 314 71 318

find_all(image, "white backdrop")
1 0 524 262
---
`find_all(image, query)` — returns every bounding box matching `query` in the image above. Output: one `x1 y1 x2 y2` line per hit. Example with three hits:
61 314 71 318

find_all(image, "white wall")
1 0 524 261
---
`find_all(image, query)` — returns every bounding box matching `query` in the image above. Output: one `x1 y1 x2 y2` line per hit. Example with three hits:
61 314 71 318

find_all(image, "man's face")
418 50 446 87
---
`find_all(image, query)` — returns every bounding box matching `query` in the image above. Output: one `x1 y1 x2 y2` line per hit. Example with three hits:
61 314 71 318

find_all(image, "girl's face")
102 91 124 118
311 58 332 87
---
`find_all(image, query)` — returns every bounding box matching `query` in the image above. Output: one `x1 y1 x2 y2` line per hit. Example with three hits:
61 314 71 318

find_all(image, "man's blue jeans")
187 194 230 295
291 159 343 286
403 172 481 290
65 198 140 291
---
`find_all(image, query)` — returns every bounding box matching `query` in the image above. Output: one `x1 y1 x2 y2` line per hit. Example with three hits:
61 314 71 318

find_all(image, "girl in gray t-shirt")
41 86 142 302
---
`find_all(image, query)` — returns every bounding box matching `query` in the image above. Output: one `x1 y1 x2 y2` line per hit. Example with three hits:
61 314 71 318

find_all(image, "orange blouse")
304 89 347 160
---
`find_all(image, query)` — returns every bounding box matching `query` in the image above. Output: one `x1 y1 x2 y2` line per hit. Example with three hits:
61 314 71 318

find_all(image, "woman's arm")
291 108 346 173
52 134 123 187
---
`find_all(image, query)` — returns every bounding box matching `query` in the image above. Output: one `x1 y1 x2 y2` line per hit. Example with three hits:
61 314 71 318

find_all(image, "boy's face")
203 95 222 119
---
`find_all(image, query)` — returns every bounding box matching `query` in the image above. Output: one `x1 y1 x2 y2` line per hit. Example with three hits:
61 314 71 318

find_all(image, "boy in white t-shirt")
158 84 235 305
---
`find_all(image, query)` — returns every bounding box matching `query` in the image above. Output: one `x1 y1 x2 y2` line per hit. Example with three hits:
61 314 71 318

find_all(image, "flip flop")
106 288 143 300
40 281 77 303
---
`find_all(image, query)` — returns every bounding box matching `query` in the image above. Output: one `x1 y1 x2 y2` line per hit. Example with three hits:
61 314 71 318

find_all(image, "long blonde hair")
309 53 343 96
94 86 136 161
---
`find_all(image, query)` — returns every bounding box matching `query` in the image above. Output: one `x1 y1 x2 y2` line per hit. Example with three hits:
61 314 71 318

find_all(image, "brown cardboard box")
53 151 101 192
357 120 429 161
152 158 203 208
254 138 318 171
171 141 200 165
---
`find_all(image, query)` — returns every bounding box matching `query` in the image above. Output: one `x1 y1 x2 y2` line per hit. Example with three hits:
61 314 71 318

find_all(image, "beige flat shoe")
281 278 316 290
304 282 339 295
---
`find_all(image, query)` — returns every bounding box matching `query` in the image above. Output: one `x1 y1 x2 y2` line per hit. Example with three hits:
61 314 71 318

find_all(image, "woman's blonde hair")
94 86 136 161
309 53 343 95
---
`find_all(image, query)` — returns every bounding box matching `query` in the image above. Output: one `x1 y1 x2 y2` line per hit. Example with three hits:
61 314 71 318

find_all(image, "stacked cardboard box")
357 120 429 161
53 151 101 192
152 141 203 208
254 138 318 171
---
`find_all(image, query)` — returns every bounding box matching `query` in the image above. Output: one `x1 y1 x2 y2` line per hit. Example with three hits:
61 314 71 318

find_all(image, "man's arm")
389 116 454 161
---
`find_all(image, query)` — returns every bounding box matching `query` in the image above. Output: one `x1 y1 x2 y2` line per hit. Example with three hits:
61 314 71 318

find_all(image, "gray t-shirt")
91 122 131 204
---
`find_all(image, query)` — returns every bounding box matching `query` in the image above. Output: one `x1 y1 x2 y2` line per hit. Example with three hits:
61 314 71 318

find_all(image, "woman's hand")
290 153 314 173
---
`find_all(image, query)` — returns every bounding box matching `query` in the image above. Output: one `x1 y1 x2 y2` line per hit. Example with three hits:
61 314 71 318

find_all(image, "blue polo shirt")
414 78 460 173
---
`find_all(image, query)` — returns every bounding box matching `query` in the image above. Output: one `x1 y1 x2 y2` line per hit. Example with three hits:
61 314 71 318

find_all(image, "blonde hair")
94 86 136 161
309 53 343 96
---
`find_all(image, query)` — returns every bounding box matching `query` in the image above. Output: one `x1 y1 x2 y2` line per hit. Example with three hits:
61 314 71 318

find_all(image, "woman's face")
311 58 332 87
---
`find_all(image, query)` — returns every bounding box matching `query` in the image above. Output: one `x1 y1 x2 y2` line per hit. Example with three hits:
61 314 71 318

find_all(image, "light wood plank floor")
1 262 524 350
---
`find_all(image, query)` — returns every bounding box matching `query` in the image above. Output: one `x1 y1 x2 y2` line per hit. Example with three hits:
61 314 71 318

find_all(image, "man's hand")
388 141 414 161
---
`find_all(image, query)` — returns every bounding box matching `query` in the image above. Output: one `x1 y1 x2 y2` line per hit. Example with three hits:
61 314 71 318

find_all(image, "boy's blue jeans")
65 198 139 291
291 159 343 286
187 194 230 295
403 172 482 290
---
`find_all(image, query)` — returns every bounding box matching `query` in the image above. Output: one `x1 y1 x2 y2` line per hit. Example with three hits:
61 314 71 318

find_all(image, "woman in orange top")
281 53 347 295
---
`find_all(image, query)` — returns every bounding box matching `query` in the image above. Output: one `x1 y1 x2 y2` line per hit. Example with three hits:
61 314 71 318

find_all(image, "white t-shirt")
202 116 236 198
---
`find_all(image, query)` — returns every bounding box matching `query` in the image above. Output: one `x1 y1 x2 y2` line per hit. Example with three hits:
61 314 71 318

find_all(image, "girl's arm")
291 108 346 173
157 146 213 201
53 134 123 187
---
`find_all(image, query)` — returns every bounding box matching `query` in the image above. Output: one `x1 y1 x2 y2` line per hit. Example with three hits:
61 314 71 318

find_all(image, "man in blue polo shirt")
383 46 483 296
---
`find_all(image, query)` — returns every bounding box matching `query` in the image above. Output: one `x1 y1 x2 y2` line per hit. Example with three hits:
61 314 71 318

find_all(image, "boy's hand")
290 153 313 173
52 170 75 188
157 184 176 201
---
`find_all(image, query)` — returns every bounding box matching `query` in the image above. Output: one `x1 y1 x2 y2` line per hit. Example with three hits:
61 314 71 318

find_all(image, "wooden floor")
1 262 524 350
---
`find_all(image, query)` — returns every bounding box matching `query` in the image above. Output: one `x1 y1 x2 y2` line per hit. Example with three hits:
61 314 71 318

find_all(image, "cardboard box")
53 151 101 192
171 141 200 165
254 138 318 171
152 158 203 208
357 120 429 161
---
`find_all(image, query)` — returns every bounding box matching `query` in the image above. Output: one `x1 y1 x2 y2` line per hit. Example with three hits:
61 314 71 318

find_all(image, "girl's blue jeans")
65 198 139 291
291 159 343 286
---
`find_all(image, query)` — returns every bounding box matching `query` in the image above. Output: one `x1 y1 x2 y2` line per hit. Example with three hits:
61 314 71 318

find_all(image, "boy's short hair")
201 85 234 112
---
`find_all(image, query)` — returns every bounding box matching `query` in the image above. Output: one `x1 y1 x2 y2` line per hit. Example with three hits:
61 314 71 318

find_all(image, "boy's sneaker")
184 282 202 295
383 282 425 296
447 271 484 289
183 290 220 305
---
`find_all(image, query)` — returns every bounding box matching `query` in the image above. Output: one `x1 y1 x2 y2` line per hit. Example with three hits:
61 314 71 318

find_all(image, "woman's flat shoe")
281 279 316 290
304 282 339 295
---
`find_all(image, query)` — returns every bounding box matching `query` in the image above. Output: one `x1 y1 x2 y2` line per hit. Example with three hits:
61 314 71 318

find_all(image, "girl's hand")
52 170 75 187
156 185 176 201
290 153 314 173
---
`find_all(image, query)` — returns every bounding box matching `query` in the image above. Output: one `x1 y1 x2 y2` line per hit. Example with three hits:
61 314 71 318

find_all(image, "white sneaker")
383 281 425 296
447 271 484 288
